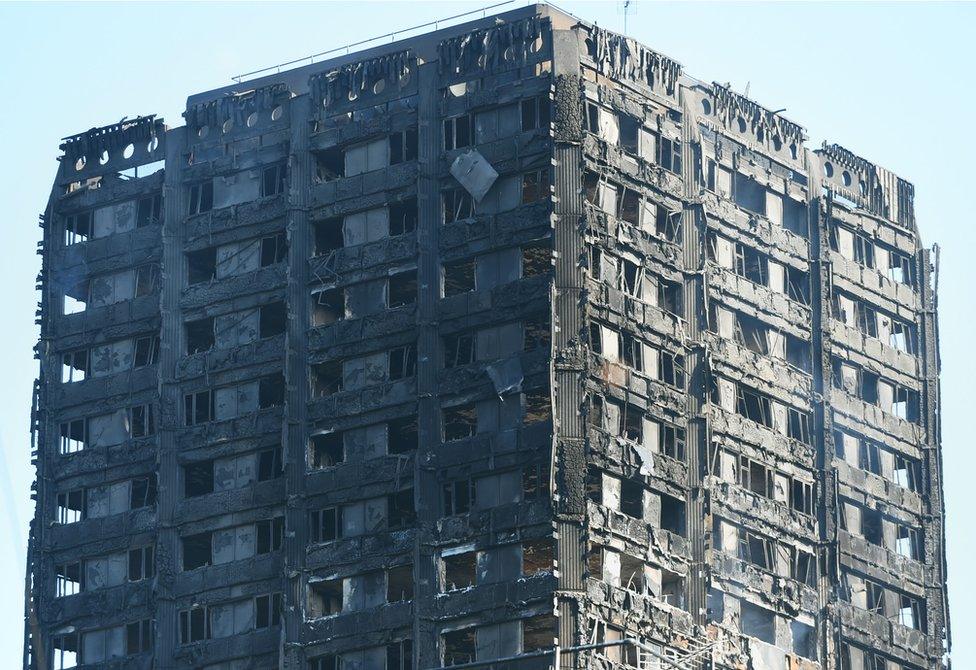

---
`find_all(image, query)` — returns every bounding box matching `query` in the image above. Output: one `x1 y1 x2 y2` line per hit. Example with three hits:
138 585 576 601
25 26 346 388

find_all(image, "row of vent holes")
823 162 868 193
700 97 798 159
198 105 285 139
75 136 159 171
343 70 411 105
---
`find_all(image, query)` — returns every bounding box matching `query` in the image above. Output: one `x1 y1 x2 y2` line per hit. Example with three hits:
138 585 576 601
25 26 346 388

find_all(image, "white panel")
345 144 367 177
765 192 783 225
88 410 128 447
109 481 129 515
364 208 389 243
365 138 388 171
837 228 855 260
716 236 734 269
767 260 785 293
598 109 619 145
602 473 621 511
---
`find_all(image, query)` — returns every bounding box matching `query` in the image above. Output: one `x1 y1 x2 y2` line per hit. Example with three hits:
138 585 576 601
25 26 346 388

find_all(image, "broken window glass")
61 349 89 383
257 447 283 481
184 460 214 498
388 344 417 380
60 419 86 455
128 404 154 438
185 317 214 354
443 403 477 441
188 180 214 215
520 168 549 204
64 210 93 245
388 270 417 308
134 335 159 367
258 375 285 408
389 198 418 236
389 128 418 165
260 232 288 266
136 193 162 227
443 115 473 151
314 147 344 182
310 360 343 397
388 415 418 455
309 432 343 469
443 333 475 368
314 217 343 255
387 564 413 601
186 247 217 285
311 287 345 327
443 259 476 296
260 163 287 197
443 187 474 224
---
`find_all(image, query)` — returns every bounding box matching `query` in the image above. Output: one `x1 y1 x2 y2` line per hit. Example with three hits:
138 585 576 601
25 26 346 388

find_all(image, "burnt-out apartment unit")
24 4 949 670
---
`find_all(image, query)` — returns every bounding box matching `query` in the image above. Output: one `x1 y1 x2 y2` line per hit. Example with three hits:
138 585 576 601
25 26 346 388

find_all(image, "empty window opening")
309 507 341 543
388 488 416 529
187 247 217 285
523 388 552 425
61 349 89 383
257 447 283 481
387 564 414 601
522 539 554 576
443 259 476 296
136 194 162 227
388 344 417 380
312 287 345 327
308 579 343 618
388 415 418 455
184 389 214 425
311 361 342 397
660 493 686 535
129 404 155 438
619 479 643 519
521 168 549 204
443 551 476 591
256 518 284 555
188 180 214 215
442 628 475 666
390 129 418 165
255 593 283 629
443 332 475 368
521 242 551 278
179 607 207 644
130 477 157 509
259 301 287 338
259 375 285 408
310 432 343 468
443 188 474 224
56 562 83 597
443 403 477 441
443 479 474 516
314 147 344 182
184 461 214 498
134 335 159 367
129 546 154 582
443 115 473 151
185 317 215 354
260 232 288 266
520 96 550 132
388 270 417 308
65 210 93 245
60 419 86 455
182 531 213 570
314 217 343 255
261 164 287 197
390 198 418 236
740 601 776 644
57 489 85 524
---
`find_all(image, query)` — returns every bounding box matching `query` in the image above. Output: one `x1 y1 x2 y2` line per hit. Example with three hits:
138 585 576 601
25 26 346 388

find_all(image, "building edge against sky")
24 3 949 669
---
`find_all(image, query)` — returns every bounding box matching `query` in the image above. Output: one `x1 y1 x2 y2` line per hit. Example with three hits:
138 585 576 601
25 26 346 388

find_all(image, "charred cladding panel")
24 5 948 670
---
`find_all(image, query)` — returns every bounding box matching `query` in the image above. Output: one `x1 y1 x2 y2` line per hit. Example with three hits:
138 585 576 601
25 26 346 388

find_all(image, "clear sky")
0 0 972 664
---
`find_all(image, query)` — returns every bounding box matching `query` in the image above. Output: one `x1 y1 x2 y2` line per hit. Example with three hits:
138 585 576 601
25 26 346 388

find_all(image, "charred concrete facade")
25 5 949 670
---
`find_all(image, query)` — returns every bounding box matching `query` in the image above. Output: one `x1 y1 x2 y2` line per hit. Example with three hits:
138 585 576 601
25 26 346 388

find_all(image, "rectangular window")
389 128 418 165
179 607 208 644
184 390 213 426
126 619 153 654
521 168 549 204
57 489 85 524
389 344 417 381
186 247 217 285
388 416 418 455
135 265 159 297
130 477 157 509
388 489 416 530
259 375 286 408
255 593 282 629
257 447 283 481
443 115 473 150
133 335 159 367
443 188 474 224
136 194 162 227
184 460 214 498
60 419 87 455
388 270 417 308
311 360 343 396
389 198 418 236
260 232 288 266
443 333 475 368
56 562 83 597
659 136 682 174
309 433 343 469
188 180 214 215
314 217 343 255
261 164 287 197
442 479 474 516
65 210 93 245
185 317 215 354
520 96 550 131
443 259 476 296
443 403 477 441
129 404 155 438
128 546 154 582
260 301 287 338
62 349 89 383
310 507 341 543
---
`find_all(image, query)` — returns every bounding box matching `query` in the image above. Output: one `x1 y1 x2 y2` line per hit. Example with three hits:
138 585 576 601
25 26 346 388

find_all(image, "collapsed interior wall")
24 4 948 670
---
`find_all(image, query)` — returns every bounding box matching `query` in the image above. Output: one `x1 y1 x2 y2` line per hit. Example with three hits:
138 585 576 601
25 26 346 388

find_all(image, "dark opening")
443 259 476 296
184 461 214 498
310 433 343 468
314 217 344 255
182 532 212 570
259 301 287 338
388 270 417 308
186 248 216 285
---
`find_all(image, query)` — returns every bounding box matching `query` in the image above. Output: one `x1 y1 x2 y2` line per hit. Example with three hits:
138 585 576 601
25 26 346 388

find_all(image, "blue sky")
0 0 972 664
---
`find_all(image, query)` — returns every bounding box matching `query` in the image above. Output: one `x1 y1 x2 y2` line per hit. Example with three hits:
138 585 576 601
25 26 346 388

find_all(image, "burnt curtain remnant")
25 5 949 670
